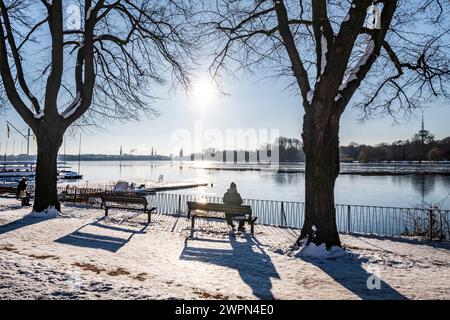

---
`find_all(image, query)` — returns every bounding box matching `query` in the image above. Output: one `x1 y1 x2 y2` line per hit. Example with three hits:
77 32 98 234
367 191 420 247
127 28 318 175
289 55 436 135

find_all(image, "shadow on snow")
302 254 409 300
55 217 147 253
180 234 280 299
0 213 48 236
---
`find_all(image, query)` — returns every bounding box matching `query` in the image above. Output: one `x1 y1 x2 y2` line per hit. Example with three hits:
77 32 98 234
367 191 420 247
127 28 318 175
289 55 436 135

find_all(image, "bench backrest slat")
102 195 148 206
0 187 17 193
187 201 252 215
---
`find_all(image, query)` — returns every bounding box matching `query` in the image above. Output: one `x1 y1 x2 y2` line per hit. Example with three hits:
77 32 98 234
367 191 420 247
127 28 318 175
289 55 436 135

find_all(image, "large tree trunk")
297 106 342 249
33 124 64 212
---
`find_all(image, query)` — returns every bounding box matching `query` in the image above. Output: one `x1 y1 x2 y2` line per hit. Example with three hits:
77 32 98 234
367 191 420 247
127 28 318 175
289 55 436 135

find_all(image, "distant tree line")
189 137 305 163
62 154 170 162
4 133 448 164
341 133 450 162
0 154 170 162
189 133 450 163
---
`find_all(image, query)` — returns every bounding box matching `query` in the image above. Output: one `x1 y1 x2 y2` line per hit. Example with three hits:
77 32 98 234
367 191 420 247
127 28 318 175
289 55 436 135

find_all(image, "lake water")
67 161 450 209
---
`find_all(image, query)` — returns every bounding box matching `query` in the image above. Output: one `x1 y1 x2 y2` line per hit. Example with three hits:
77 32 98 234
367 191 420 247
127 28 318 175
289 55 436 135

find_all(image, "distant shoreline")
2 155 449 164
195 166 450 176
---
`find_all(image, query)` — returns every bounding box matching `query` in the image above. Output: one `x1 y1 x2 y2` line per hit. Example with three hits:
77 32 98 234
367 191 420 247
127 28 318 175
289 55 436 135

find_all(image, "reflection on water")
67 161 450 209
410 175 435 198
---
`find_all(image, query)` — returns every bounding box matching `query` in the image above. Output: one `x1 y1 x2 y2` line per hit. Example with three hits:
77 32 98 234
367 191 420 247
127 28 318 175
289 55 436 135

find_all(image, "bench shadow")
55 217 147 253
180 234 280 299
302 254 409 300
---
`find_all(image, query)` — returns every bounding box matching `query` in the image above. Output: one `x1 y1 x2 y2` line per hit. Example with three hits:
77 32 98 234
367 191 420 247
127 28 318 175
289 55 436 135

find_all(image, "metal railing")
47 186 450 240
147 193 450 240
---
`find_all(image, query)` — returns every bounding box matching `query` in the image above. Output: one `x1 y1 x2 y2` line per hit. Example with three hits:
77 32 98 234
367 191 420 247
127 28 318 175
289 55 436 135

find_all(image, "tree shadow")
0 214 49 235
349 233 450 251
180 234 280 299
55 217 147 253
303 254 409 300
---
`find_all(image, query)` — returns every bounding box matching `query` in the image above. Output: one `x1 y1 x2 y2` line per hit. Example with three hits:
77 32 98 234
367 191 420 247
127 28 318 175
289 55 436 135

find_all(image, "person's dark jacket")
17 180 27 192
223 188 243 206
16 180 27 199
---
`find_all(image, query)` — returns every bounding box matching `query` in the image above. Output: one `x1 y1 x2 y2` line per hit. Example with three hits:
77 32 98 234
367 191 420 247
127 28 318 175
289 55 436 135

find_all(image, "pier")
147 182 209 192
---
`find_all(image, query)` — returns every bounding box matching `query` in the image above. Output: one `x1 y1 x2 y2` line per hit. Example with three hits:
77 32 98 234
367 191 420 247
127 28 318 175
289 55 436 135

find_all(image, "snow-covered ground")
0 197 449 300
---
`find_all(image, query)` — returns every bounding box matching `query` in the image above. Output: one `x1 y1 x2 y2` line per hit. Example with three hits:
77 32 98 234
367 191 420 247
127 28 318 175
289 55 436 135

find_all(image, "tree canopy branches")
205 0 450 118
0 0 198 129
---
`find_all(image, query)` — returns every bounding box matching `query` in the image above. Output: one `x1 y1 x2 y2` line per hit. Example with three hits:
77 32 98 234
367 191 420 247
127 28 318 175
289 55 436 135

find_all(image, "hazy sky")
1 70 448 156
0 2 448 156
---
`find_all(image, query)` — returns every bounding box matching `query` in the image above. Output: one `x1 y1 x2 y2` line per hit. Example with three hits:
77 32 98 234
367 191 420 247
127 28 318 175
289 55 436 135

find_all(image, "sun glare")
191 78 218 108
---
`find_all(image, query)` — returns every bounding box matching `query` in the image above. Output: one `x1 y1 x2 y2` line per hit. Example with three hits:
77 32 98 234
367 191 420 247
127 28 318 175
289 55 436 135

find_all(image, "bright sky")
1 71 448 156
0 2 449 157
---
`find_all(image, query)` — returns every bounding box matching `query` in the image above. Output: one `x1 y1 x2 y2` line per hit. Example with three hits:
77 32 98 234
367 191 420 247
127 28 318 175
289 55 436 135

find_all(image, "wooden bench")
101 194 156 224
59 189 105 205
187 201 257 235
0 186 30 206
0 186 17 196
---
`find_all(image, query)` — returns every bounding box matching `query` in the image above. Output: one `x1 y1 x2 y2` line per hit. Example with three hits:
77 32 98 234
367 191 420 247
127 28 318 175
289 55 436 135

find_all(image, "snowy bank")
0 198 449 300
294 243 346 260
28 206 60 219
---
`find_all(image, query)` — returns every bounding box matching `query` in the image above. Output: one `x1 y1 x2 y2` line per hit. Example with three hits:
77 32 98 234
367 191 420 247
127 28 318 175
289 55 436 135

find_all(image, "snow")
307 90 314 103
294 243 346 260
28 206 60 219
1 198 449 300
343 14 350 23
34 111 45 119
320 34 328 76
86 6 94 20
338 39 375 91
61 92 82 119
113 181 131 192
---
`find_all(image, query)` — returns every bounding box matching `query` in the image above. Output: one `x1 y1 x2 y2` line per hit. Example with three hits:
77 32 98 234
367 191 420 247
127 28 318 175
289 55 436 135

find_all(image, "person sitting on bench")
223 182 245 231
16 177 30 206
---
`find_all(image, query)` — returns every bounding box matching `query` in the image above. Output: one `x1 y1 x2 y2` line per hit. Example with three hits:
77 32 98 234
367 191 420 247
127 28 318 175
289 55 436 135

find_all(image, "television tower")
418 110 428 144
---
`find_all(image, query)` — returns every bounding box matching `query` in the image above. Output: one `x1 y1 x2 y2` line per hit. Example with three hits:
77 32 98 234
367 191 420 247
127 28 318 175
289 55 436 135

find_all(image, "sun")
191 78 218 108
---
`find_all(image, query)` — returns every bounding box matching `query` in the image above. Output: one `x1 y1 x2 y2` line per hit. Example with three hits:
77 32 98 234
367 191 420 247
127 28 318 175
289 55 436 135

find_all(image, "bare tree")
205 0 450 248
0 0 196 212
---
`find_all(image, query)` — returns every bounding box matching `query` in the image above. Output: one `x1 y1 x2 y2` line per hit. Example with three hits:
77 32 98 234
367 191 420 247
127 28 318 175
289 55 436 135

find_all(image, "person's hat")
230 182 236 189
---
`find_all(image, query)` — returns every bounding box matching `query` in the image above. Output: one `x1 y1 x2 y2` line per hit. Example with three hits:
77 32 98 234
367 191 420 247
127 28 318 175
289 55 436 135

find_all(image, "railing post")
280 202 286 226
347 205 351 233
177 194 181 214
429 208 434 241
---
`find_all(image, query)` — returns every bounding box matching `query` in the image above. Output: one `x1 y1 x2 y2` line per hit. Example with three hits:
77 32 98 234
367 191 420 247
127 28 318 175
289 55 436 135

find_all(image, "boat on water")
57 170 83 180
0 161 36 181
0 161 83 182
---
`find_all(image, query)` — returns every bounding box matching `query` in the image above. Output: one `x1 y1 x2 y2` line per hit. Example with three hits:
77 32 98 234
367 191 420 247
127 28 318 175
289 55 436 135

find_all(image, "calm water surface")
67 161 450 209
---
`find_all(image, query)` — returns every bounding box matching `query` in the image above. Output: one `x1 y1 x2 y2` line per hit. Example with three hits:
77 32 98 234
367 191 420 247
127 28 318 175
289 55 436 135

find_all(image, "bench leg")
105 207 108 217
251 221 255 235
190 216 195 238
147 212 151 224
